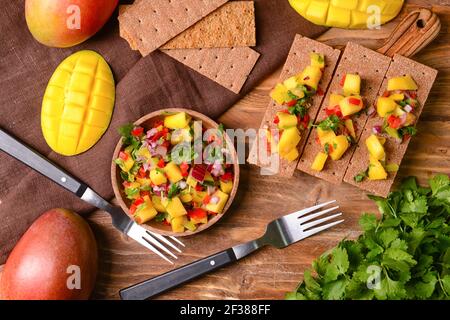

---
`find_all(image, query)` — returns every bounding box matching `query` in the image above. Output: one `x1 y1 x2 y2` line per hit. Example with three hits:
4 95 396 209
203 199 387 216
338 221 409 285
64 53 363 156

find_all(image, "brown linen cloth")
0 0 327 263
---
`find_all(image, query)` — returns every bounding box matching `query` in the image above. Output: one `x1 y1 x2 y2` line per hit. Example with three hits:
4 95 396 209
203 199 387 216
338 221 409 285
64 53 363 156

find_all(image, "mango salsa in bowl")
111 109 239 236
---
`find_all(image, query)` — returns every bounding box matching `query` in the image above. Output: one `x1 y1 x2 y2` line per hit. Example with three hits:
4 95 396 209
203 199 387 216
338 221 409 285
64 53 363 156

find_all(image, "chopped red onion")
399 113 407 125
207 186 216 195
178 181 187 189
367 106 376 117
209 196 220 205
155 146 167 157
146 128 158 138
372 125 382 135
404 105 413 113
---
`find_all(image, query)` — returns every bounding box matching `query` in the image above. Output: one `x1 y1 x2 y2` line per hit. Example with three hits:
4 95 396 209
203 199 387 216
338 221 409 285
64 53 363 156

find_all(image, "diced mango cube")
180 192 193 203
299 65 322 90
277 112 298 129
310 52 325 69
206 190 229 214
311 152 328 171
134 196 158 224
152 195 166 213
342 74 361 96
270 83 290 105
220 180 233 194
164 161 183 184
283 76 299 90
389 93 404 101
164 112 189 129
366 134 385 160
281 147 299 162
404 113 416 127
330 135 350 161
171 216 186 233
387 75 418 91
368 159 388 180
377 97 397 117
344 119 356 139
150 169 167 185
317 127 336 146
164 196 187 218
329 93 344 107
339 96 363 117
278 127 301 156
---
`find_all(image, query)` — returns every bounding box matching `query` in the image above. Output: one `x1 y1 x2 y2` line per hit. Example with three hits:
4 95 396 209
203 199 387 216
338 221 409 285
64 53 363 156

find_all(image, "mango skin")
0 209 98 300
41 50 115 156
25 0 118 48
288 0 404 29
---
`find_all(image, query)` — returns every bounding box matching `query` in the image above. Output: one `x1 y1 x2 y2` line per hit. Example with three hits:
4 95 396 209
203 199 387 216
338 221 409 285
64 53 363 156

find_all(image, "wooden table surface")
1 0 450 300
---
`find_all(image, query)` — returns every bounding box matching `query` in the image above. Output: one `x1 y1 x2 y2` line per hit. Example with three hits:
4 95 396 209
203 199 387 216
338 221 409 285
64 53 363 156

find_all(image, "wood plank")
1 1 450 300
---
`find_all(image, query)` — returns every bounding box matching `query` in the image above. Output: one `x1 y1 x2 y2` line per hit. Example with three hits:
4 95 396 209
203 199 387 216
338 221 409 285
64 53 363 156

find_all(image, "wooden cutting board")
1 1 449 300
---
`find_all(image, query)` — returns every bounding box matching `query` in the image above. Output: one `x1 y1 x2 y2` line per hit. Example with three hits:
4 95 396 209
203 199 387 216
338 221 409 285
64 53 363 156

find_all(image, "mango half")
41 50 115 156
289 0 404 29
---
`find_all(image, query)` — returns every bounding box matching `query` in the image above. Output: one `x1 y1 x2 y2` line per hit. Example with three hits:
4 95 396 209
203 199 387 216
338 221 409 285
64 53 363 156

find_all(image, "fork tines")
127 223 185 264
285 200 344 239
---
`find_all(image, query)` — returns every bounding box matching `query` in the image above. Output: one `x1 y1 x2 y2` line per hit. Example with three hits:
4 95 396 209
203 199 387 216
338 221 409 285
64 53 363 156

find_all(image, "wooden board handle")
377 8 441 58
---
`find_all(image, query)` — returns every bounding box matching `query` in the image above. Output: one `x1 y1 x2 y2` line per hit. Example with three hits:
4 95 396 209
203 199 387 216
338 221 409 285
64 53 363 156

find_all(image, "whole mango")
25 0 118 48
0 209 98 300
289 0 404 29
41 50 115 156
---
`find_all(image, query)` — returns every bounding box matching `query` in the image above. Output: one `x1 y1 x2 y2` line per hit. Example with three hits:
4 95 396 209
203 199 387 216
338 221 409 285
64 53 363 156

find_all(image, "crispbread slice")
343 54 438 196
297 42 391 184
162 47 260 94
247 35 341 177
119 0 228 56
162 1 256 49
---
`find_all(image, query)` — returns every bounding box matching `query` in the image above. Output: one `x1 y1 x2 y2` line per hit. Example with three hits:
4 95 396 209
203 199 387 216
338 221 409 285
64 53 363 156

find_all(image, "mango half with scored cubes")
41 50 115 156
288 0 404 29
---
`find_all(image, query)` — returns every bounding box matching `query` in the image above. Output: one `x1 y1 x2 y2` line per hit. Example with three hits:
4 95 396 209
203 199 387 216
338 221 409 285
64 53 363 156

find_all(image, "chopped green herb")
354 169 368 183
317 115 342 133
167 183 180 199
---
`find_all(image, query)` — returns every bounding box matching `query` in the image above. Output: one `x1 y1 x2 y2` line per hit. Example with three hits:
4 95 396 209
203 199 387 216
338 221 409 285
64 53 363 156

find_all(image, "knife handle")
119 249 237 300
0 129 87 196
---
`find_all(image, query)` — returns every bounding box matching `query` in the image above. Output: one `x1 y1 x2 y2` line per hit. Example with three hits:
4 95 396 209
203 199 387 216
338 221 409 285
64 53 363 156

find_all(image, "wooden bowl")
111 108 240 237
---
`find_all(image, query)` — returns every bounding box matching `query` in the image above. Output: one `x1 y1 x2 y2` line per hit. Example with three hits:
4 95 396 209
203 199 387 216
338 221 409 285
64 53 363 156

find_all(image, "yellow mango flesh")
317 127 336 146
164 112 189 129
366 134 385 160
310 52 325 69
368 159 388 180
152 195 166 213
329 93 344 107
270 83 290 105
377 97 398 117
41 50 115 156
281 147 299 162
206 190 229 214
278 127 301 156
339 96 363 117
288 0 404 29
220 180 233 194
387 75 418 91
344 119 356 139
277 112 298 129
164 161 183 184
311 152 328 171
164 197 187 218
171 216 186 233
343 74 361 96
150 169 167 186
330 135 350 161
299 65 322 90
134 196 158 224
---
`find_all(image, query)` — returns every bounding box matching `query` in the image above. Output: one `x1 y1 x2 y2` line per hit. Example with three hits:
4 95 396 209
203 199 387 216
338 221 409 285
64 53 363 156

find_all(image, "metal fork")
0 128 184 264
119 200 343 300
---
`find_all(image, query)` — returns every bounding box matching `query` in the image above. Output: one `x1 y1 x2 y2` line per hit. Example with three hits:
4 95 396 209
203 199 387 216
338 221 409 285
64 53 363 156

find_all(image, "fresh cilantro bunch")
286 174 450 300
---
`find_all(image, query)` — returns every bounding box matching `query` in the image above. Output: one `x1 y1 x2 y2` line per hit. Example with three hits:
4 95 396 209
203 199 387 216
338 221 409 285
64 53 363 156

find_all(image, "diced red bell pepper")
220 172 233 182
131 127 144 137
383 91 390 97
129 204 137 215
326 105 343 118
163 219 171 226
339 74 346 87
157 158 165 168
387 115 402 129
408 91 417 99
134 197 145 207
119 151 129 161
202 195 211 205
349 98 361 105
153 120 164 128
402 134 411 143
180 162 189 177
137 167 147 178
281 109 290 114
287 100 297 107
273 116 280 124
188 208 207 220
195 184 204 192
